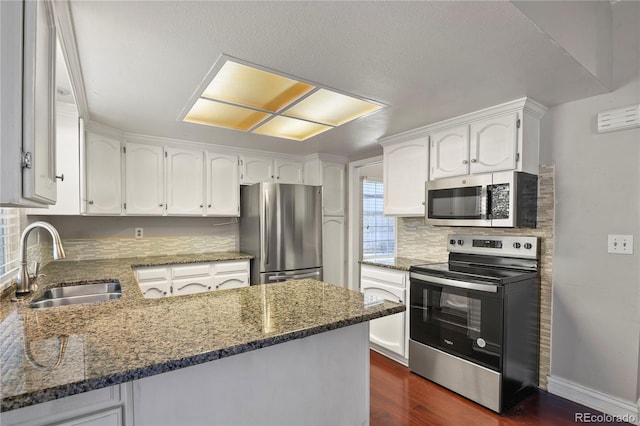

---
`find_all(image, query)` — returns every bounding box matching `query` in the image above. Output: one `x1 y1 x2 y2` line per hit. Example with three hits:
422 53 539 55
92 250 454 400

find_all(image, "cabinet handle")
88 200 94 205
421 201 425 206
471 159 477 163
276 176 280 179
271 175 274 179
208 204 212 208
462 160 468 165
200 204 203 208
208 286 211 290
163 291 167 295
159 203 163 207
55 174 64 181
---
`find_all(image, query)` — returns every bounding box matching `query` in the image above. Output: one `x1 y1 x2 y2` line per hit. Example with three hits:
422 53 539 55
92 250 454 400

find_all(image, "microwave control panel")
448 235 538 259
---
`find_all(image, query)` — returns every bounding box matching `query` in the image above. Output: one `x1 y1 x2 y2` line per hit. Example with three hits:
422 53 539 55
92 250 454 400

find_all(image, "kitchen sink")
30 282 122 309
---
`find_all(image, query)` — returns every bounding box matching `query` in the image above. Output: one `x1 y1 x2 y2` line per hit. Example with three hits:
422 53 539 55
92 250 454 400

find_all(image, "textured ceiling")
68 1 611 159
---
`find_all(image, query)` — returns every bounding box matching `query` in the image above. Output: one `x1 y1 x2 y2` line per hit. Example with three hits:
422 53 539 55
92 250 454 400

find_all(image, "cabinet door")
139 280 170 298
429 124 469 179
361 279 405 357
469 112 518 174
21 0 57 205
206 152 239 216
214 273 249 291
172 277 213 295
166 147 204 215
125 142 164 215
45 104 80 214
274 159 303 184
322 216 345 286
85 132 122 214
240 156 273 184
383 138 429 216
321 163 345 216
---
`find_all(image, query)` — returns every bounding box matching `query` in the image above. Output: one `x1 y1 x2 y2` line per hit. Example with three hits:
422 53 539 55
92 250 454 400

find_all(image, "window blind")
361 178 395 258
0 208 20 285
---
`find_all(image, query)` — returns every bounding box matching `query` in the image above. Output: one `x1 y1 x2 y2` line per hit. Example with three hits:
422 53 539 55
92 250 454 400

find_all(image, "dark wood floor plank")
370 350 628 426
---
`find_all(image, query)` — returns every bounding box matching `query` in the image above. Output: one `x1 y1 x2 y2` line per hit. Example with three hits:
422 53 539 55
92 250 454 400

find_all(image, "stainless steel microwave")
425 171 538 227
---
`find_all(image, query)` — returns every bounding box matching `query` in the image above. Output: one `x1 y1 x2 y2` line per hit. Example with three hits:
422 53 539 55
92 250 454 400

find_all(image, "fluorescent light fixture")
183 98 270 131
253 116 332 141
180 55 385 141
283 88 383 126
202 61 314 113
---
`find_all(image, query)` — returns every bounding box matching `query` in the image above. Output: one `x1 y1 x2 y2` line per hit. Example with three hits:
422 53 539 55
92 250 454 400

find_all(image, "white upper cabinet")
85 132 122 215
206 152 239 217
429 124 470 179
240 156 273 184
125 142 164 215
240 155 303 184
321 162 345 216
274 159 303 184
469 112 518 174
1 0 57 206
381 137 429 216
166 147 205 215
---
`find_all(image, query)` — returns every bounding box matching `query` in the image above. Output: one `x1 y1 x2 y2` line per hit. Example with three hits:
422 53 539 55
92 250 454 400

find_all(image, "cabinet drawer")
136 266 170 282
360 265 406 287
172 276 214 295
213 272 249 290
139 281 170 298
212 260 249 274
171 263 212 279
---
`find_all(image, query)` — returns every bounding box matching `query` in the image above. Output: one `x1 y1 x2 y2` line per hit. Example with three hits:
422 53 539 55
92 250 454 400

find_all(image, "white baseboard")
547 375 639 424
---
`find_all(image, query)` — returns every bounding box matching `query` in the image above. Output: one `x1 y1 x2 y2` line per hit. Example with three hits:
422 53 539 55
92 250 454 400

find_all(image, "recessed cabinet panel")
166 148 204 215
469 113 518 174
21 0 57 205
207 152 239 216
172 276 214 296
125 143 164 215
323 216 345 286
85 133 122 214
383 138 429 216
430 125 469 179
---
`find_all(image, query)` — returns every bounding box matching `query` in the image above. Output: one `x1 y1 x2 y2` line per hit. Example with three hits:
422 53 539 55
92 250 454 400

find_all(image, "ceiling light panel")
184 98 270 131
202 61 315 112
253 116 332 141
283 88 383 126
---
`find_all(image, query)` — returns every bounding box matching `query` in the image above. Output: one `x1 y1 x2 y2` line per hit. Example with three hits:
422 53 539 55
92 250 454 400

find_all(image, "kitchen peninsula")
0 254 403 425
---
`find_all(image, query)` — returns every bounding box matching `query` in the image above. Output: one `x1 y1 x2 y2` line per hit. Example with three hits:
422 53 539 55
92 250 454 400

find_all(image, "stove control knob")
513 242 521 249
524 243 533 250
457 239 464 246
449 239 456 245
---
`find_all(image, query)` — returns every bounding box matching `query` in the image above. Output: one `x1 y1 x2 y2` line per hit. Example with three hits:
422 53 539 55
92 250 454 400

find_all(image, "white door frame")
347 155 383 291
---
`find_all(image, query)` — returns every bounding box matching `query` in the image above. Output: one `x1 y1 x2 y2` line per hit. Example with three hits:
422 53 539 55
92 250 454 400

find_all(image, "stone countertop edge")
0 252 404 412
359 256 433 271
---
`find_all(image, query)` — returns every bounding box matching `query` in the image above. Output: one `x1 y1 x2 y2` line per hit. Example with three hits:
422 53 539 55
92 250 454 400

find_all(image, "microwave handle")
482 185 492 220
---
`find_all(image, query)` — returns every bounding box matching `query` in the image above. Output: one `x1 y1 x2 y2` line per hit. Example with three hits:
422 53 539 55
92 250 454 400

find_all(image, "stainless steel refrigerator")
240 183 323 284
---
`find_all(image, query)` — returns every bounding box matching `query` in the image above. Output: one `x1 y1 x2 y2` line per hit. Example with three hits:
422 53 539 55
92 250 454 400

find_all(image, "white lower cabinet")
0 384 130 426
360 264 408 362
134 260 250 298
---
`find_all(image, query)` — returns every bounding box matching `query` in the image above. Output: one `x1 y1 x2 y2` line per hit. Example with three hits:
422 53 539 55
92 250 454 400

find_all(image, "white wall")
544 0 640 408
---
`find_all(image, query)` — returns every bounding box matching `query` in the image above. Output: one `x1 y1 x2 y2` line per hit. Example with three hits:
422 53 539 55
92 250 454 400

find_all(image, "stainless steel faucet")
15 221 66 298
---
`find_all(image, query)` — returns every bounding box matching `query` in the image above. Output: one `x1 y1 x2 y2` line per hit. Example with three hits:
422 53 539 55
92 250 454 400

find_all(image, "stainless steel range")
408 234 539 413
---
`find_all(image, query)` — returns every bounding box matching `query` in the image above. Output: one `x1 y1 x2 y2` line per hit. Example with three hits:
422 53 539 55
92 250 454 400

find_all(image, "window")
361 178 395 258
0 208 20 288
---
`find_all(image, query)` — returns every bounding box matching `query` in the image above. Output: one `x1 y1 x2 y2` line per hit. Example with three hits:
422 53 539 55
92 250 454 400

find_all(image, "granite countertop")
0 252 404 412
359 256 433 271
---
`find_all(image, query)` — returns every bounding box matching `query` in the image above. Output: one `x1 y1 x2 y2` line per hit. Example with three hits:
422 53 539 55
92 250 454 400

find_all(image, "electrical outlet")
135 228 144 239
608 234 633 255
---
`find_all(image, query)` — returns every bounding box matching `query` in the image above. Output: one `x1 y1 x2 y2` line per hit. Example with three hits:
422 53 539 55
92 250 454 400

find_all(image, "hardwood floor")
370 351 627 426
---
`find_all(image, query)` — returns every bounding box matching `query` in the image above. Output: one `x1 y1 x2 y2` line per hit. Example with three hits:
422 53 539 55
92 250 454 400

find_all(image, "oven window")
428 187 483 219
410 280 503 370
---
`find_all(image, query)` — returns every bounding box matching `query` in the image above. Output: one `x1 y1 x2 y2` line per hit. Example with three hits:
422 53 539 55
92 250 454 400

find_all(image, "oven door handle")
410 273 499 293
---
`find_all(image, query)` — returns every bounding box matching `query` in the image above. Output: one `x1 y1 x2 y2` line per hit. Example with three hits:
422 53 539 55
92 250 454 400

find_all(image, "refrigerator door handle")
268 271 321 281
264 190 270 265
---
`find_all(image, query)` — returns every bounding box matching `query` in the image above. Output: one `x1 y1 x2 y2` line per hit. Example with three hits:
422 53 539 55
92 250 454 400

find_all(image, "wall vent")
597 105 640 133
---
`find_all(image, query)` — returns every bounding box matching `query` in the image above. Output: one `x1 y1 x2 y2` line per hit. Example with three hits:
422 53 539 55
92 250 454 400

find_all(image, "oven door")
409 274 503 371
425 174 493 226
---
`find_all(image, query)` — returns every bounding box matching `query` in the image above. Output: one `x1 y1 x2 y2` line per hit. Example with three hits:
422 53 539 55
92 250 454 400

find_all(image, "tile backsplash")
397 165 555 389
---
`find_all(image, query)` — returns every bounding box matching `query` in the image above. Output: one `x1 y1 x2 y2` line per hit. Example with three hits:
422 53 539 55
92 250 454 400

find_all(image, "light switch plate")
608 235 633 255
135 228 144 239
